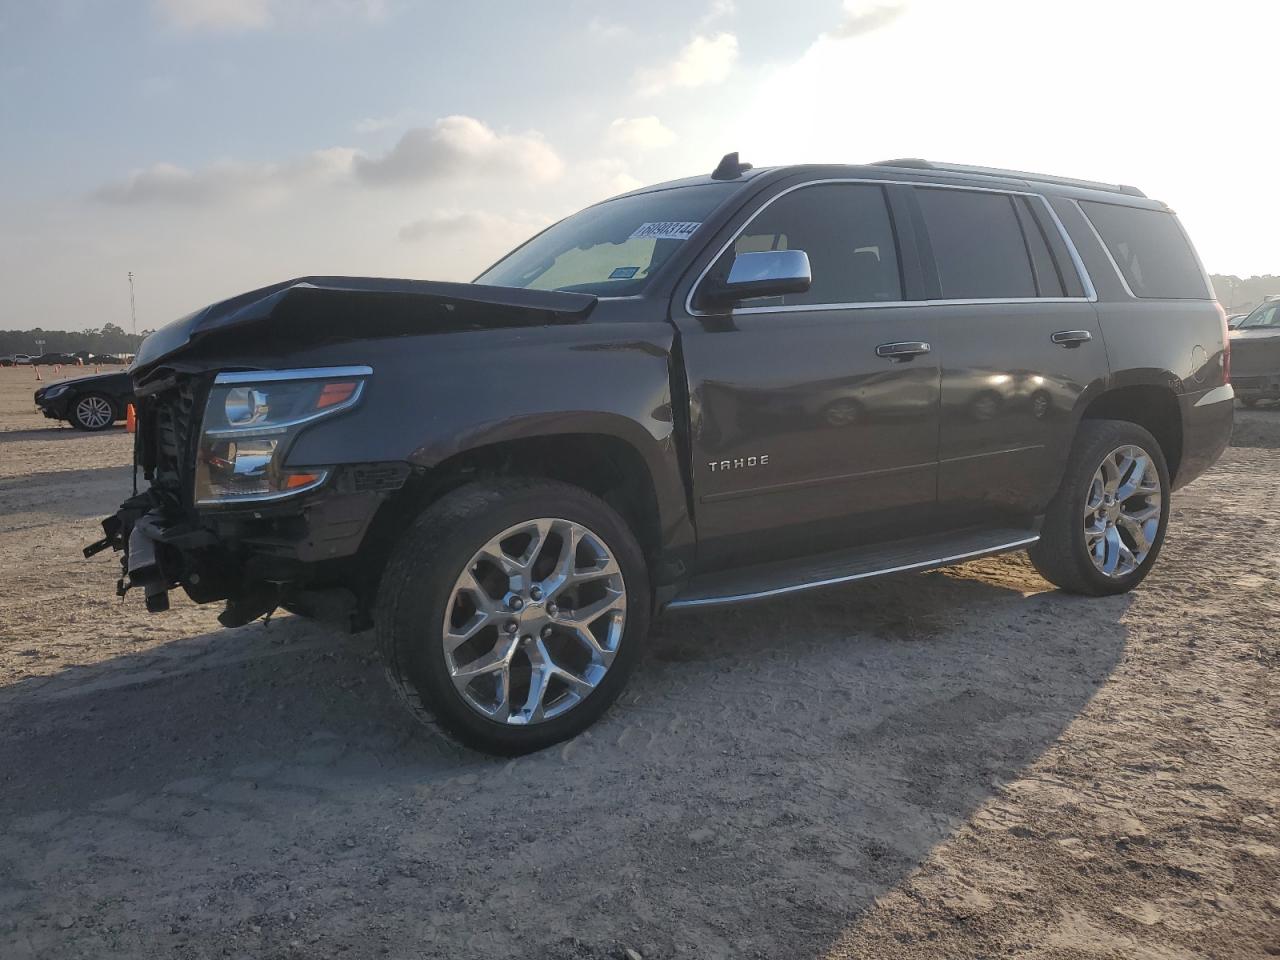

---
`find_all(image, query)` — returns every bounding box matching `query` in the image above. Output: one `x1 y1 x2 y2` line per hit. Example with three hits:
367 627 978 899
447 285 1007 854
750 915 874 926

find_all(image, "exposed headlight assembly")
194 366 371 505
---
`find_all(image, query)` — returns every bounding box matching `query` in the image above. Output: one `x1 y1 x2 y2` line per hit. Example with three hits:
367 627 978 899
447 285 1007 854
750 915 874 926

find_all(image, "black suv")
90 156 1233 754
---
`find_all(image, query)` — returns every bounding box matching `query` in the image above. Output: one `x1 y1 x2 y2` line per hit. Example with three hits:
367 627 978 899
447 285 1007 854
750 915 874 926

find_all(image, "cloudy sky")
1 0 1276 333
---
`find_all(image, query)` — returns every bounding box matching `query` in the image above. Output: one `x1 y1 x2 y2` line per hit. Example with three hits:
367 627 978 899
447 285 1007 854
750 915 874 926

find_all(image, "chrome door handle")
876 341 931 361
1051 329 1092 348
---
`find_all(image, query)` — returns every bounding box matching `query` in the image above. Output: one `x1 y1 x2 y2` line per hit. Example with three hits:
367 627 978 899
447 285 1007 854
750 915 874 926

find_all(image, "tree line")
1211 274 1280 314
0 323 152 357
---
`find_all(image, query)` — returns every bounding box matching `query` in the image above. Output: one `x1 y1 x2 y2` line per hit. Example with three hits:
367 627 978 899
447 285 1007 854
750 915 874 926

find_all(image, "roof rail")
873 158 1147 198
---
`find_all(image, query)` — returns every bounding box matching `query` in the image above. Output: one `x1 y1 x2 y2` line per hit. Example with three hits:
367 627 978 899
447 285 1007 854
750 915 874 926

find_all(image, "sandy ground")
0 364 1276 960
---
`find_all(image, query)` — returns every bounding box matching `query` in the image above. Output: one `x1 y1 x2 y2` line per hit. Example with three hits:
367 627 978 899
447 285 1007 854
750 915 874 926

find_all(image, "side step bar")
666 528 1039 610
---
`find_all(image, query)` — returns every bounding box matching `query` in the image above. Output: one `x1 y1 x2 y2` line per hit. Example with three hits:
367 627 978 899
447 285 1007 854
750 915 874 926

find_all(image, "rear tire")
1030 419 1170 596
376 478 650 755
1240 397 1258 409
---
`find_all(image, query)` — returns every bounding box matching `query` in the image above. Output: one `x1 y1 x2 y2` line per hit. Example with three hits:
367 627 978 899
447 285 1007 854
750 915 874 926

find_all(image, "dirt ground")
0 364 1276 960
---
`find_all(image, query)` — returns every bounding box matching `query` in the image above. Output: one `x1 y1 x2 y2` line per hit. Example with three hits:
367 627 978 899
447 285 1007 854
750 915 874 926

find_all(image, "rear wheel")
69 393 116 431
1239 397 1258 409
376 478 650 754
1030 419 1170 596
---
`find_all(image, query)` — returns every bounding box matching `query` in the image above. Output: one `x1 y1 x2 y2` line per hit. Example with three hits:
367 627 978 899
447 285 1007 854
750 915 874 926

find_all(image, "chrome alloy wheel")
1083 444 1162 578
75 395 113 429
442 517 626 725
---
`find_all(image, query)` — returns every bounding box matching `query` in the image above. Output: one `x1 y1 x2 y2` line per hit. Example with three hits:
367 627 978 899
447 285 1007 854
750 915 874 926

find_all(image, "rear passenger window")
1079 201 1208 299
915 188 1037 299
722 183 903 306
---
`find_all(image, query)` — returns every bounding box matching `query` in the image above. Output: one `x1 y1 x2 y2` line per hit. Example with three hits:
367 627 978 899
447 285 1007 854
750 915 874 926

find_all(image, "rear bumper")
1231 374 1280 399
1174 384 1234 490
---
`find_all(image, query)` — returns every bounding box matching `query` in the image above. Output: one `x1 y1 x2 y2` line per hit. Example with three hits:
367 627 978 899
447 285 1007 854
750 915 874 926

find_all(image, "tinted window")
1014 197 1066 297
713 183 903 306
476 183 735 296
1239 303 1280 329
1079 201 1208 300
916 188 1036 299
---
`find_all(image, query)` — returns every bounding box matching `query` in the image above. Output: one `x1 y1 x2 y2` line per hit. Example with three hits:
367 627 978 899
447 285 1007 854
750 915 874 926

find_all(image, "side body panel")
673 305 941 570
1052 197 1232 489
931 300 1108 523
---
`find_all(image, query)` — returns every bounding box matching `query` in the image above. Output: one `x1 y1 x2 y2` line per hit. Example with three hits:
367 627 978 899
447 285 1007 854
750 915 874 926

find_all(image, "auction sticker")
629 221 701 241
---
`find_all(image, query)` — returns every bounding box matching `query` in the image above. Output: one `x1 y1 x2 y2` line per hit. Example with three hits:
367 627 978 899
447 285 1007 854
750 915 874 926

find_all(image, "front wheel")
1030 420 1171 596
376 478 650 755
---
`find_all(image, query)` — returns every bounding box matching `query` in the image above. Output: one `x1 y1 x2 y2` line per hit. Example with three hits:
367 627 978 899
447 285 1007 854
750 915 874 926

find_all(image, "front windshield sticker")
629 221 701 241
608 266 640 279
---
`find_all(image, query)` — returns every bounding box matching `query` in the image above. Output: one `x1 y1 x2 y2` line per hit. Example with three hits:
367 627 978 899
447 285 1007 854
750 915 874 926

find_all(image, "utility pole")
128 272 137 336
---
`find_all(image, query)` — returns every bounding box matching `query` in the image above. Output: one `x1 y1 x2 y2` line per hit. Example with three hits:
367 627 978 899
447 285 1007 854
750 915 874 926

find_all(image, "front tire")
376 478 650 755
1030 419 1171 596
69 393 117 431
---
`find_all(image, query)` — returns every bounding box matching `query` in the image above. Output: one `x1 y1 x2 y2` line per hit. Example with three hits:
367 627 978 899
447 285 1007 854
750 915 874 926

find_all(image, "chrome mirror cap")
726 249 812 289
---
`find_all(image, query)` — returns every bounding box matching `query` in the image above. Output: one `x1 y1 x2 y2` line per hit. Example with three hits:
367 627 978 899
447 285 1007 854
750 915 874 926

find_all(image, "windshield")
475 183 736 296
1238 302 1280 329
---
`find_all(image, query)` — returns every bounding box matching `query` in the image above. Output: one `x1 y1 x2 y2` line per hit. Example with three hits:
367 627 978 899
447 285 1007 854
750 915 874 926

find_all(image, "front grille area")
143 376 202 508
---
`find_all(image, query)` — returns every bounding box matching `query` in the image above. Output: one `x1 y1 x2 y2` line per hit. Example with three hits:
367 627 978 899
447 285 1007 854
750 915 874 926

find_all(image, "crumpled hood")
133 277 598 375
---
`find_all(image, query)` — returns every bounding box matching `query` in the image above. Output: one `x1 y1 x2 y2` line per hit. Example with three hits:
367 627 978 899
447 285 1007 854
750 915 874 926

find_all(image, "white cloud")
354 110 419 134
95 115 561 206
95 148 357 205
636 32 738 97
699 0 736 27
587 16 628 40
354 116 563 186
154 0 272 30
153 0 386 31
398 210 547 245
827 0 908 39
607 116 677 150
577 159 644 200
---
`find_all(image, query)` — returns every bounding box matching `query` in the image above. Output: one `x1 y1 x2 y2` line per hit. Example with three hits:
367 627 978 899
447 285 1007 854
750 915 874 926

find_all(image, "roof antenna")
711 151 752 180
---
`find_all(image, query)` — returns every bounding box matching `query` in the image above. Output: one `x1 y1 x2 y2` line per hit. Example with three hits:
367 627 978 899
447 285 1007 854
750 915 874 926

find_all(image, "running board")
666 528 1039 610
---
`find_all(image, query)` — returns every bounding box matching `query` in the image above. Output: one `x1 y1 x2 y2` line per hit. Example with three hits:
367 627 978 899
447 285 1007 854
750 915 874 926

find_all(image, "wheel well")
1080 385 1183 481
381 434 663 562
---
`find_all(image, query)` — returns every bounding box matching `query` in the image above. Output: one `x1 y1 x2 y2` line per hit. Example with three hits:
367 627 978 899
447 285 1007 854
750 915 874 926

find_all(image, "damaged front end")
85 365 407 628
84 275 596 626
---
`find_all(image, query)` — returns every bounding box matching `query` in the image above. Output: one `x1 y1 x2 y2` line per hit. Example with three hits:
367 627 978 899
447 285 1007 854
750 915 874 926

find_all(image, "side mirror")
701 249 811 307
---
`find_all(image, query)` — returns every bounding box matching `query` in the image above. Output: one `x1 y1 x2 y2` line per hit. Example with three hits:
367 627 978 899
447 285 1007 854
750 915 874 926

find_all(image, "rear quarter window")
1078 201 1209 300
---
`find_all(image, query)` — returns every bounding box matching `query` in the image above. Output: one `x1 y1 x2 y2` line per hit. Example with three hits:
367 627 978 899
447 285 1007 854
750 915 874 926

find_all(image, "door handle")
1051 329 1093 348
876 341 931 361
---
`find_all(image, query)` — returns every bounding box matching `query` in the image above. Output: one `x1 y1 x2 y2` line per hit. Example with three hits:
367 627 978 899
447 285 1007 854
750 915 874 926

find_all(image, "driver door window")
708 183 904 307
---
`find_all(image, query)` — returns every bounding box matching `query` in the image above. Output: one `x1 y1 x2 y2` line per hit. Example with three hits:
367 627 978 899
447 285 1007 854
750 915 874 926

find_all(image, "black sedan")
34 371 134 431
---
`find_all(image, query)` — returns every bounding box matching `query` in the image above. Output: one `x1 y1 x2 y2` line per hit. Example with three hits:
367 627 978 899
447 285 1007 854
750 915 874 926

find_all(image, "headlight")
41 384 70 400
194 366 371 505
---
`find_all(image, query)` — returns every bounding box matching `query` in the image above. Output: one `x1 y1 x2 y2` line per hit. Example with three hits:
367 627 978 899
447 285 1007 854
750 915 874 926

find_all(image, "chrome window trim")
213 365 373 385
1072 199 1138 299
1072 199 1214 302
666 535 1041 609
683 177 1099 318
